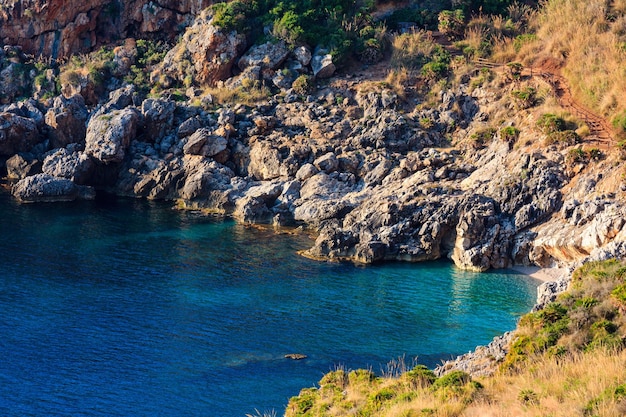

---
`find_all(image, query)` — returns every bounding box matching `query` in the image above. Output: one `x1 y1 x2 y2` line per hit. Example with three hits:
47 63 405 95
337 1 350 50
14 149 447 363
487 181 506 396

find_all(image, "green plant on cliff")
501 259 626 373
209 0 385 66
58 46 116 102
123 39 169 94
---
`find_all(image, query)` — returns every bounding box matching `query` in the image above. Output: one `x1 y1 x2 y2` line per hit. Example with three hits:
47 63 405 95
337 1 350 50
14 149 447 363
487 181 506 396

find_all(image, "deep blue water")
0 193 539 416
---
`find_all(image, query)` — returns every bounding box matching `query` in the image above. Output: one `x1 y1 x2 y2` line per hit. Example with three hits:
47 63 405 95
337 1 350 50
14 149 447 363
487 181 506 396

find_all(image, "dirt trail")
533 70 614 149
481 58 615 149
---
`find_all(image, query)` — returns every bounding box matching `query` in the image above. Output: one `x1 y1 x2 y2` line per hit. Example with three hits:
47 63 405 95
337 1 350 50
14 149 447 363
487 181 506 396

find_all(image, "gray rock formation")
238 41 290 71
141 98 175 141
42 147 94 185
156 9 247 87
6 153 42 179
0 112 40 156
12 173 95 203
311 49 335 79
85 108 141 164
45 95 88 148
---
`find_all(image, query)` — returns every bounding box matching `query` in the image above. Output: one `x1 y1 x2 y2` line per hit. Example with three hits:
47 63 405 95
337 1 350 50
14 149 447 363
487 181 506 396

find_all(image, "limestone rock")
183 128 228 158
12 173 95 203
293 46 312 66
311 49 335 79
238 41 290 71
156 10 247 87
42 148 94 185
248 141 283 181
6 154 42 180
85 108 141 164
295 163 318 181
45 95 88 148
313 152 339 173
178 156 235 205
0 1 213 59
234 182 283 223
178 116 203 138
141 98 176 141
0 112 40 156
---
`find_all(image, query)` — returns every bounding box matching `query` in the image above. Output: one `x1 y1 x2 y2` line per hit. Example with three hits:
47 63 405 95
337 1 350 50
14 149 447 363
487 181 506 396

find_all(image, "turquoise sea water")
0 193 539 416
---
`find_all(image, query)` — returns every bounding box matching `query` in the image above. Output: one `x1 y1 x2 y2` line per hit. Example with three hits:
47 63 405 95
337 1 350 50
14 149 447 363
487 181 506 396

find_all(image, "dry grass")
529 0 626 122
465 349 626 417
390 30 438 70
203 84 270 106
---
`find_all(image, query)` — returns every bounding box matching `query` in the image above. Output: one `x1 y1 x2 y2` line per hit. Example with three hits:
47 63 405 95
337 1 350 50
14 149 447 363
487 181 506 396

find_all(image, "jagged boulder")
178 156 236 210
311 49 335 79
45 95 89 148
0 112 40 156
234 182 284 223
238 40 291 71
115 155 185 199
177 116 203 138
12 173 95 203
0 1 213 59
85 108 141 164
4 99 45 128
450 196 514 271
248 141 284 181
42 148 94 185
6 154 42 180
293 46 312 66
155 9 247 87
183 128 228 159
141 98 176 141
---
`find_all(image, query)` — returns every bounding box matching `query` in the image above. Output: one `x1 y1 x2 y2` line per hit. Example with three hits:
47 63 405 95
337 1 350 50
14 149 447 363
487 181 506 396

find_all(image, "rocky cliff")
0 0 213 58
2 5 626 276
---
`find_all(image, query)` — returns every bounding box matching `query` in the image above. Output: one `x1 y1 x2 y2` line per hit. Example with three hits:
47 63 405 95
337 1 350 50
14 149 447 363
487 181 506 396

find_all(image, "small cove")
0 194 539 416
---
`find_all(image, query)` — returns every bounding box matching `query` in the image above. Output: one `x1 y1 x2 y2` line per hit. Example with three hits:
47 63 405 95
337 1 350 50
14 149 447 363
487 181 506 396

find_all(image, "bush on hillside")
501 259 626 373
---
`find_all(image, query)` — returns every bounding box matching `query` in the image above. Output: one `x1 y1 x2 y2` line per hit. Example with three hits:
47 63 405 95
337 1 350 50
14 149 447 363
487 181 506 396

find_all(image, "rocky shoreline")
2 3 626 381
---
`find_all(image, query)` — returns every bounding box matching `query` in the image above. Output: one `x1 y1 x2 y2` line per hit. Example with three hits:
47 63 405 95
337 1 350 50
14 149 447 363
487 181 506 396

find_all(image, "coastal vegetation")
285 260 626 416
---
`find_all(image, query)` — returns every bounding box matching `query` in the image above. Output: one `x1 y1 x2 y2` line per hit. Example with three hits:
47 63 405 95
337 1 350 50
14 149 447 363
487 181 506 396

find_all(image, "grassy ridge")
501 0 626 136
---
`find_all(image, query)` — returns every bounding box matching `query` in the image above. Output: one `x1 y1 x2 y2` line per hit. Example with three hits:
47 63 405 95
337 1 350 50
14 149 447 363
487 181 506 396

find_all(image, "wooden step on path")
473 58 503 69
471 60 616 149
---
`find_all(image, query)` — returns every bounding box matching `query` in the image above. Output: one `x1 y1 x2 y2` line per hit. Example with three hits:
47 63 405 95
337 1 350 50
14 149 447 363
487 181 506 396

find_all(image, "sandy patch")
509 265 568 283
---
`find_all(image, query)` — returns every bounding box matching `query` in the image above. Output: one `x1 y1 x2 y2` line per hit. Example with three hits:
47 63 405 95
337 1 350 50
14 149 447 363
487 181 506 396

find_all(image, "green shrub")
432 370 471 390
506 62 524 80
291 75 313 96
511 87 536 109
500 126 520 143
566 148 587 164
612 110 626 135
470 127 497 147
518 389 539 405
611 283 626 310
288 388 317 415
438 9 465 40
348 369 376 385
368 387 396 409
536 113 566 134
405 365 437 388
545 130 580 146
513 33 537 52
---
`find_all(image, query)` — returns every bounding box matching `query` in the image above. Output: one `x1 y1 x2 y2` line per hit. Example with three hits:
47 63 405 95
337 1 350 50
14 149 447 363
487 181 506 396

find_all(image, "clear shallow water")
0 193 539 416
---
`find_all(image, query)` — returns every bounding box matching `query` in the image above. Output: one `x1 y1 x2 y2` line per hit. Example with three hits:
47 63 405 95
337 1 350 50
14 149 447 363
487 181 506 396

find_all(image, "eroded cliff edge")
1 5 626 276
